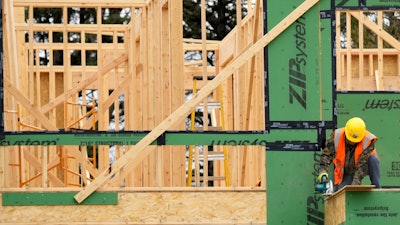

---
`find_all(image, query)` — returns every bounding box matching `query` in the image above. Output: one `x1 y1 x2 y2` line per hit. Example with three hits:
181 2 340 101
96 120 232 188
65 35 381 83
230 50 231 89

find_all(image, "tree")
183 0 248 66
183 0 246 40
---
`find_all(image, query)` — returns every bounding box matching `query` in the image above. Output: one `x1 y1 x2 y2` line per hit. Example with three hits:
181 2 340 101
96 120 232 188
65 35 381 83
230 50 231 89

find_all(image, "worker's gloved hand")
317 172 328 183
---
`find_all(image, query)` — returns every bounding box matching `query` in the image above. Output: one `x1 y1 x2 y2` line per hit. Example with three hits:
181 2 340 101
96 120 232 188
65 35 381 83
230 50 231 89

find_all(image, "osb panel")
0 190 266 225
337 76 400 91
345 55 400 77
337 54 400 91
325 191 346 225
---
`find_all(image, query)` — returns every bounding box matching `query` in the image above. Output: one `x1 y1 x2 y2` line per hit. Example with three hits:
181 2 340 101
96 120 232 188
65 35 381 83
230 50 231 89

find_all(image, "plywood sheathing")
324 190 346 225
324 185 375 225
0 188 266 225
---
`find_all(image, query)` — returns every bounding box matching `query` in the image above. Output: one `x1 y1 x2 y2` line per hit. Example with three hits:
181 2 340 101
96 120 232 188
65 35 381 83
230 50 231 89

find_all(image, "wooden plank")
337 48 400 55
375 70 381 90
22 149 64 186
358 11 364 88
325 185 375 200
346 13 352 89
41 146 48 187
39 54 127 115
99 73 132 111
377 11 384 91
170 0 186 187
201 0 209 186
153 0 162 187
4 77 59 131
74 0 320 203
4 0 19 86
241 0 261 186
161 4 172 187
338 184 375 192
336 11 342 90
160 0 168 7
13 0 147 7
0 147 5 188
64 146 100 180
398 54 400 77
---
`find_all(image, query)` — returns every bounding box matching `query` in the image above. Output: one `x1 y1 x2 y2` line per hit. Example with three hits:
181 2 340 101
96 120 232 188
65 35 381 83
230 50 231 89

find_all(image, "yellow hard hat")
345 117 366 143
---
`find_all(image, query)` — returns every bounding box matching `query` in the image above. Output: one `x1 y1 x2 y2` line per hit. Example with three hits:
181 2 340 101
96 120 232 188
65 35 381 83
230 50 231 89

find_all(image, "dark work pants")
337 154 381 190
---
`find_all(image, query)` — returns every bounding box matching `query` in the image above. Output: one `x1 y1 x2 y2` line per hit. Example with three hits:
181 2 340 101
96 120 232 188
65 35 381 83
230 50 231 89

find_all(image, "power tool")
315 174 334 194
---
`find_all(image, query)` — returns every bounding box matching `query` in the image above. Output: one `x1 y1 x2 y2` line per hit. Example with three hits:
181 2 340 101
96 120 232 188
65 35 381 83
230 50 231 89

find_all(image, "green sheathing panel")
0 132 267 146
267 151 325 225
0 132 151 146
267 0 332 121
0 131 319 146
345 191 400 224
266 0 332 224
366 1 400 7
263 129 317 141
2 192 118 205
165 132 268 146
320 12 334 120
335 0 359 7
335 0 400 8
337 93 400 187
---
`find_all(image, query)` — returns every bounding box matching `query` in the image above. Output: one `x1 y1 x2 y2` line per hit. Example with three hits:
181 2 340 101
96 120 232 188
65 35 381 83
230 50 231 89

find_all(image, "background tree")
183 0 248 65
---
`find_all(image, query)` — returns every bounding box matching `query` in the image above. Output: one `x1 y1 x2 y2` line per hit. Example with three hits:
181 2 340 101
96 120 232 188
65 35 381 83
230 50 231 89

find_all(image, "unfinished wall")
1 0 266 190
0 188 266 225
336 10 400 91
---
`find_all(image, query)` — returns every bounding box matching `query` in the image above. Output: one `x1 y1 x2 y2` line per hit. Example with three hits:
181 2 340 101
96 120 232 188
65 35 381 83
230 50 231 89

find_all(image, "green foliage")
183 0 247 40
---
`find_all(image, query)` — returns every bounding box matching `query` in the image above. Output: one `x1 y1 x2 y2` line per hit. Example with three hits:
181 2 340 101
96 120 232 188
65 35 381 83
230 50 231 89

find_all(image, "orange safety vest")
332 128 377 185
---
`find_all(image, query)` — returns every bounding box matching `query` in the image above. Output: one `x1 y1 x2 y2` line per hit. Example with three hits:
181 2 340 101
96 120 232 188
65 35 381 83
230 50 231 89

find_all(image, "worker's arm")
352 140 376 185
318 132 336 174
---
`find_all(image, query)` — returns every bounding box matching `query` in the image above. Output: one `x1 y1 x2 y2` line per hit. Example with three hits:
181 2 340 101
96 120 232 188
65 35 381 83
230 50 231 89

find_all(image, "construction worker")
317 117 381 191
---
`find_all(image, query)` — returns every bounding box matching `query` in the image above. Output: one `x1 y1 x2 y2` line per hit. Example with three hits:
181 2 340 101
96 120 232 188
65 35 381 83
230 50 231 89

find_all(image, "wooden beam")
377 11 384 91
41 146 48 187
346 13 352 89
4 0 19 86
99 73 132 112
22 149 64 186
40 54 128 115
160 0 168 8
0 146 6 188
4 77 59 131
241 0 261 186
74 0 320 203
169 0 186 187
335 11 342 90
13 0 147 7
64 146 100 178
349 11 400 51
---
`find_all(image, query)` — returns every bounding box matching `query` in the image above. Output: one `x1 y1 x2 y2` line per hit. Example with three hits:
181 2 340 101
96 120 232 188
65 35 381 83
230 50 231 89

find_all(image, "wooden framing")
73 0 318 203
336 10 400 91
1 0 270 197
2 1 400 224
